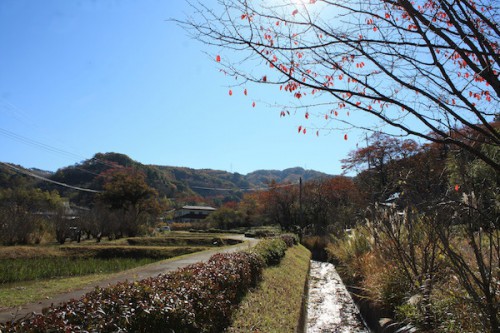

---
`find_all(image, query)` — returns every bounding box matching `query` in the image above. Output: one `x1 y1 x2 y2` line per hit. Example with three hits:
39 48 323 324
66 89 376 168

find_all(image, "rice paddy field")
0 232 239 307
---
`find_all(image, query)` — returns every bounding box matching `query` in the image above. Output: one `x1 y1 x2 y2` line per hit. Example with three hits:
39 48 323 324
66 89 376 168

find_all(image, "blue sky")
0 0 364 175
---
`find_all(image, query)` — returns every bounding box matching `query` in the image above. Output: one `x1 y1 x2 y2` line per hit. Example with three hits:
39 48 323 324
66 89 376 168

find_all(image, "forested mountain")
0 152 333 207
246 167 329 185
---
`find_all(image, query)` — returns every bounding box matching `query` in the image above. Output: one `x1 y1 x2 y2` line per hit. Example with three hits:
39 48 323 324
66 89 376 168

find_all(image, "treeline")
0 151 336 245
0 165 167 245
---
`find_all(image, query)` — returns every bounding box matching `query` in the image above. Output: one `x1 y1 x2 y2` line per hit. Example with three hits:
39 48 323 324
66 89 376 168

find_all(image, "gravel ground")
307 260 369 333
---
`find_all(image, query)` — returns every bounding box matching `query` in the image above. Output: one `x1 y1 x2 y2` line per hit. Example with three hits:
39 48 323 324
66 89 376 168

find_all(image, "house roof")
181 205 217 211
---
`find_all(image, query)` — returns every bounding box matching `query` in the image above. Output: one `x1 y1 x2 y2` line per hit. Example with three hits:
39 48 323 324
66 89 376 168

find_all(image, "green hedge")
250 237 289 266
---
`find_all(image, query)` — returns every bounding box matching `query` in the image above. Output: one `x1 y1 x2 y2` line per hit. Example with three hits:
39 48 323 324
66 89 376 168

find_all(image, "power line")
0 162 101 193
0 127 83 160
190 182 299 192
1 100 129 171
0 127 124 173
1 159 303 195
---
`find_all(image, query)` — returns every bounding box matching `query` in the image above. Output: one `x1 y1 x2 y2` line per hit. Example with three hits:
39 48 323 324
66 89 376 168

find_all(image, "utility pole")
299 177 303 238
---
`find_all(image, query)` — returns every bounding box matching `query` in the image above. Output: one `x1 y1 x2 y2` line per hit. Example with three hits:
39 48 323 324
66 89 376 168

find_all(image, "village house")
173 205 217 222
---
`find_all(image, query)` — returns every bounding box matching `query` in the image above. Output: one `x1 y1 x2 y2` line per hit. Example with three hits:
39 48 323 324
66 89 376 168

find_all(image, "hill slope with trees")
0 152 333 207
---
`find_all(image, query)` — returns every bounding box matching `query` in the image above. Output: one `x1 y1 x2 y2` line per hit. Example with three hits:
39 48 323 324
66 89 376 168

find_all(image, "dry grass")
0 246 62 259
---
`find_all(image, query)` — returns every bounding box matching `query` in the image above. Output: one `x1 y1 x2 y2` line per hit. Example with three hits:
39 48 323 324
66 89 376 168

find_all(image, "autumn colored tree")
0 188 63 245
302 176 363 234
257 181 300 231
180 0 500 171
236 192 266 226
438 143 499 332
342 132 420 201
340 132 498 331
97 167 163 237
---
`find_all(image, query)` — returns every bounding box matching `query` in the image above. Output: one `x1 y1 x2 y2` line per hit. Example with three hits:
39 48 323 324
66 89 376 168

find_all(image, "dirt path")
0 235 259 323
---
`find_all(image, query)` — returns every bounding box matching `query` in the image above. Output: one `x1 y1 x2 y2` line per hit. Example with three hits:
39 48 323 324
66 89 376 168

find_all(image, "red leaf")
252 101 256 107
216 55 221 62
292 9 298 16
262 75 267 82
344 134 348 140
305 112 309 119
244 88 248 96
303 128 307 134
298 125 302 133
229 89 233 96
454 184 460 191
316 130 319 136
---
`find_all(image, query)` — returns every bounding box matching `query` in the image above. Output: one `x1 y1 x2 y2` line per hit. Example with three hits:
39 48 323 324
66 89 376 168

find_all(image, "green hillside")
1 152 333 207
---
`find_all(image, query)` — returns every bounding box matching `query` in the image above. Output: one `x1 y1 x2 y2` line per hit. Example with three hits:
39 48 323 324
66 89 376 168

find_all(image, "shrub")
0 252 265 333
280 233 299 247
251 238 288 266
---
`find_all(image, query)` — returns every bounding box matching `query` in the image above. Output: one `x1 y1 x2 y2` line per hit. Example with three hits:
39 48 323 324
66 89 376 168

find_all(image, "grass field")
0 257 160 284
0 232 238 309
228 245 311 332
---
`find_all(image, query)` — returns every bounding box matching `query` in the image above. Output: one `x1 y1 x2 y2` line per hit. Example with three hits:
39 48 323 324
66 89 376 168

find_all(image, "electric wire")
1 160 297 194
1 101 304 195
0 128 297 193
190 182 299 192
0 100 125 171
0 162 101 193
0 127 124 174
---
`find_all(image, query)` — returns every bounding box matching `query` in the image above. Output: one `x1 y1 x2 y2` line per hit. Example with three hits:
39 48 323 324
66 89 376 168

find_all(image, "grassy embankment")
228 244 311 332
0 232 237 308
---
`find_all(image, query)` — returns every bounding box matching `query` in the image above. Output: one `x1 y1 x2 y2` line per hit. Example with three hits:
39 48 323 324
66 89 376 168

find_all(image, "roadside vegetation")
228 244 311 332
198 131 498 332
0 236 296 333
0 233 238 309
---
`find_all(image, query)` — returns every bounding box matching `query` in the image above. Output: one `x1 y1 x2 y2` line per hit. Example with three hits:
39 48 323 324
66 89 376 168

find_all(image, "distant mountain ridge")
1 152 334 205
246 167 330 185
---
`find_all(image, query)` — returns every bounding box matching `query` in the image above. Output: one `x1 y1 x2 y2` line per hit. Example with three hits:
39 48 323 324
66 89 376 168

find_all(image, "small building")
173 205 217 222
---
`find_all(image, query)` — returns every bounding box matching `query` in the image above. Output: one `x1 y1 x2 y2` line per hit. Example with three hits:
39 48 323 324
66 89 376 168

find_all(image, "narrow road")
0 235 259 323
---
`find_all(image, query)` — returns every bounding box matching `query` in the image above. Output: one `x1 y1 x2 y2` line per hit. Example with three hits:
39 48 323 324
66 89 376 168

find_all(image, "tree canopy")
180 0 500 170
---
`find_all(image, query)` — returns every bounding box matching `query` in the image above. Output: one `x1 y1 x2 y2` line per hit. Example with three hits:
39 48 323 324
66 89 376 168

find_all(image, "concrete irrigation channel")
306 260 369 333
